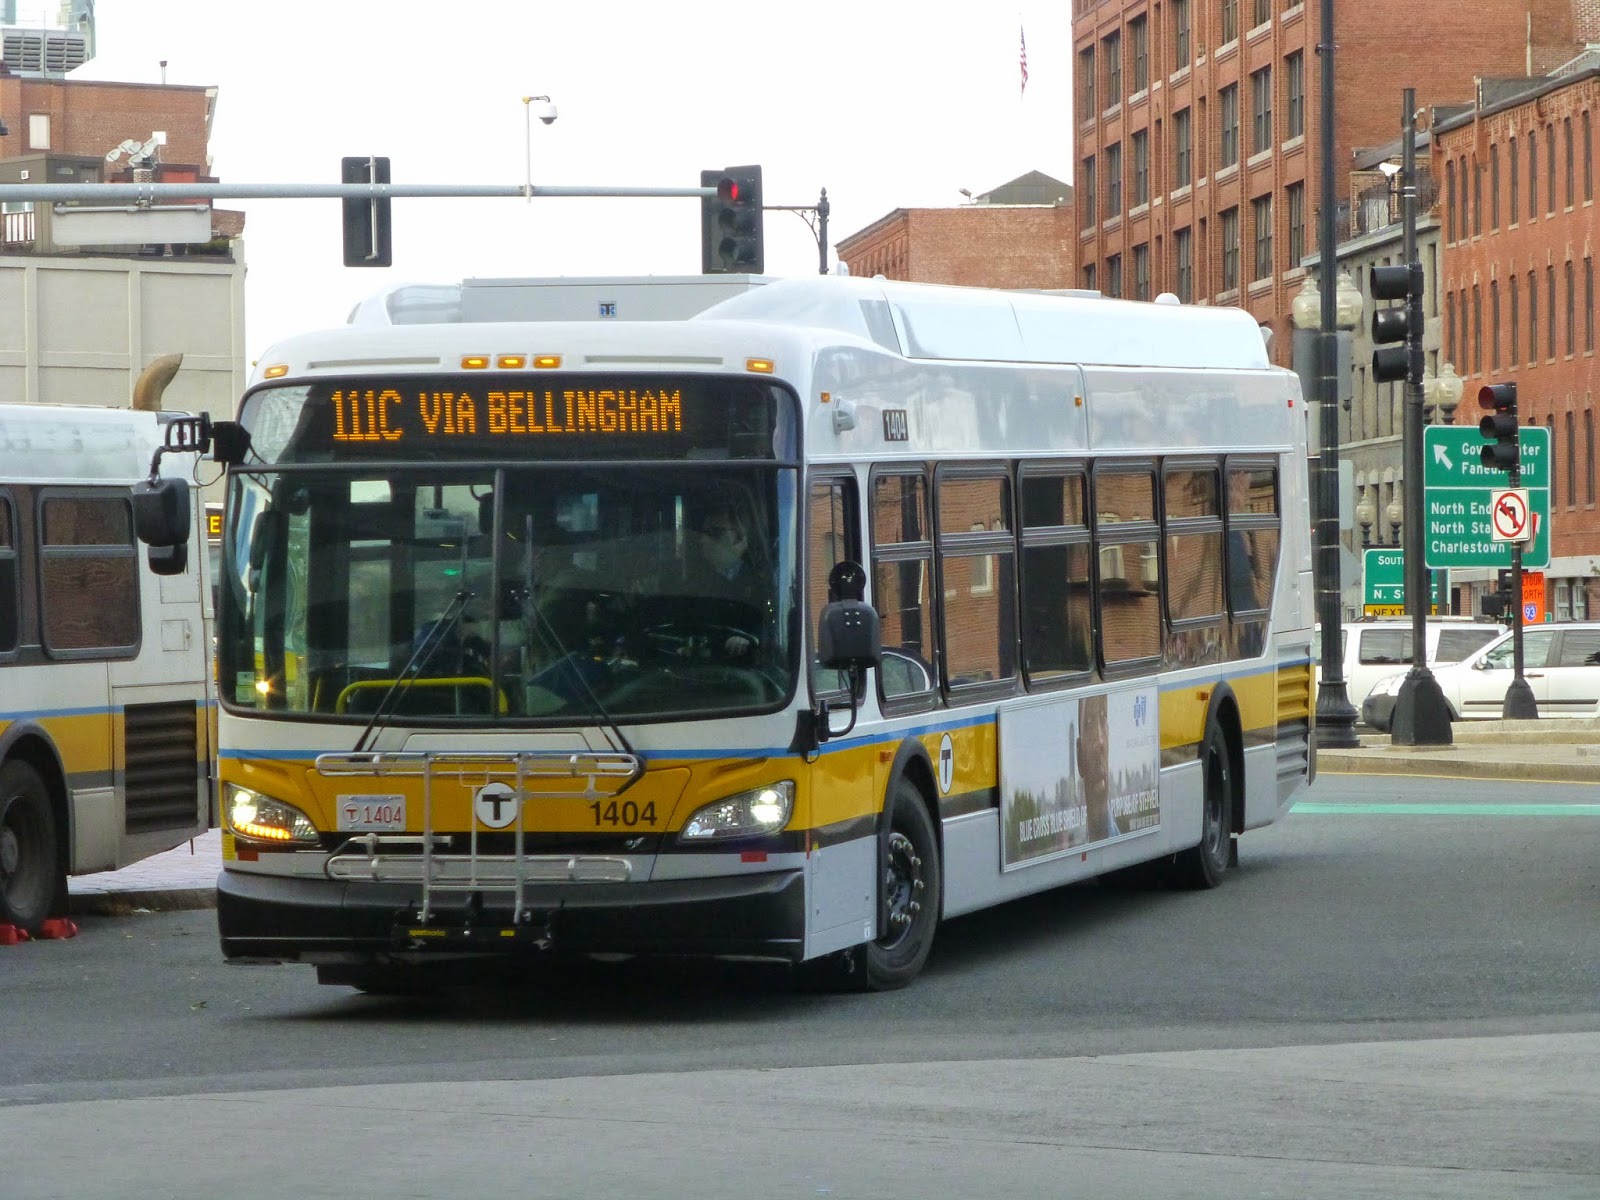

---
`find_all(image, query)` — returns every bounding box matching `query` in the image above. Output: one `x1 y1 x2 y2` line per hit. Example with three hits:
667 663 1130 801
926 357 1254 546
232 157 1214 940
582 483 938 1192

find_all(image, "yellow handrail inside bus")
335 677 508 715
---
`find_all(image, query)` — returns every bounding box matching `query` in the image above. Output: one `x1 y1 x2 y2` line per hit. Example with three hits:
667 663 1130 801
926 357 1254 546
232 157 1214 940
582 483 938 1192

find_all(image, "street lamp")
1356 487 1376 548
1427 362 1463 424
1294 260 1364 747
1386 493 1403 545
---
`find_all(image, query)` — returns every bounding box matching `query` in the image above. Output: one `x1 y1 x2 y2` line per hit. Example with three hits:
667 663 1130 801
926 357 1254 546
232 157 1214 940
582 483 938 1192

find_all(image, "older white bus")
210 277 1314 991
0 403 213 931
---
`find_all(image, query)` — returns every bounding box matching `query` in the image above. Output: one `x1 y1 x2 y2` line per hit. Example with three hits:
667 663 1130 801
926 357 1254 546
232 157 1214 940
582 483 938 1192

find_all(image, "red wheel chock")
0 923 30 945
37 918 79 940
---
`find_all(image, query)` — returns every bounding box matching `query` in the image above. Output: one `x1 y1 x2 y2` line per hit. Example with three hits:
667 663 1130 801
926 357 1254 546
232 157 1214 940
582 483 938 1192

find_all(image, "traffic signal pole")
1505 484 1538 719
1383 91 1452 745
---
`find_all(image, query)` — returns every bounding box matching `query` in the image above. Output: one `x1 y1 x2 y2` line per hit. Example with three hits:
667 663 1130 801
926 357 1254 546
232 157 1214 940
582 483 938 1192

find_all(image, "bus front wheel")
0 761 62 932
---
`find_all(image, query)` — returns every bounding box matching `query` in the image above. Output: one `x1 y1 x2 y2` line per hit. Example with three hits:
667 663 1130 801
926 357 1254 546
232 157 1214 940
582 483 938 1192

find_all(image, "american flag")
1020 26 1029 96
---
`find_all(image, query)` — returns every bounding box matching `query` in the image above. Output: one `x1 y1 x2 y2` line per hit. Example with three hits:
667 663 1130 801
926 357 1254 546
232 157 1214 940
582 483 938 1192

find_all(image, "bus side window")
808 475 858 697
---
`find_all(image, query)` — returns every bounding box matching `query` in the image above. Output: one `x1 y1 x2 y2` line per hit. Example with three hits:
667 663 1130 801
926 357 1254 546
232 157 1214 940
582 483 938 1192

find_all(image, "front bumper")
217 865 807 965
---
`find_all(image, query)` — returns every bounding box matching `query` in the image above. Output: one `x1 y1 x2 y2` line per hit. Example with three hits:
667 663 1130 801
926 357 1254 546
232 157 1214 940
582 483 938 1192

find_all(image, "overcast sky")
57 0 1072 361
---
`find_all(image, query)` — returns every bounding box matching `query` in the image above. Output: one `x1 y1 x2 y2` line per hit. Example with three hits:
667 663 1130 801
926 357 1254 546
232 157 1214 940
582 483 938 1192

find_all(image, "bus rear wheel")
0 761 62 932
1167 722 1234 889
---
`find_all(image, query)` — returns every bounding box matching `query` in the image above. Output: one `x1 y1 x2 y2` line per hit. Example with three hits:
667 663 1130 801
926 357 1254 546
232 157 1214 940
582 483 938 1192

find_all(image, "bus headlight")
679 781 794 842
226 784 320 844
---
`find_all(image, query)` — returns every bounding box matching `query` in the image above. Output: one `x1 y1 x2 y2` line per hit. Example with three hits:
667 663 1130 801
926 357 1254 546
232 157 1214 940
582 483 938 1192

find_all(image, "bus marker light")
746 358 775 374
820 391 831 404
461 355 490 369
741 850 768 863
497 355 526 369
263 364 289 379
534 355 562 369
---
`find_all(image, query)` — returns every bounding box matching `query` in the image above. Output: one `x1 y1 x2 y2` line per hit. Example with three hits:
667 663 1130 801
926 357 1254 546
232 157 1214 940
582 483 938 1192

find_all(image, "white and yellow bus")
0 403 213 931
210 277 1314 991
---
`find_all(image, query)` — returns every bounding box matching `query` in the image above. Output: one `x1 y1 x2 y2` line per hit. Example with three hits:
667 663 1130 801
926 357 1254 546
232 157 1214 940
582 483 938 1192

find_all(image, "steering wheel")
639 621 760 661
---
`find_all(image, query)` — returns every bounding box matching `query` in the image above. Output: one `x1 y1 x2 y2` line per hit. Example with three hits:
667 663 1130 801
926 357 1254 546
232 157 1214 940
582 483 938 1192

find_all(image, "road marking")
1295 802 1600 816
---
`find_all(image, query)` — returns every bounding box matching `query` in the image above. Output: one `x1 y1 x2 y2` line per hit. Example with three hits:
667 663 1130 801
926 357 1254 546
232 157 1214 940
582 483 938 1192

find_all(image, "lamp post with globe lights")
1291 267 1364 748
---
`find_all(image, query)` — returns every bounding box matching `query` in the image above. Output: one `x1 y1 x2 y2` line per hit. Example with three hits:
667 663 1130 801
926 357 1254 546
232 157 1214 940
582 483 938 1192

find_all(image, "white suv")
1365 621 1600 729
1319 619 1503 717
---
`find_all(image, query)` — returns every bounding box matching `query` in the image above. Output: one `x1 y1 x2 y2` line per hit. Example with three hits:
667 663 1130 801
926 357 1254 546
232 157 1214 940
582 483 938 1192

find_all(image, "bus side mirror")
131 477 191 547
209 420 252 466
147 542 189 577
818 599 881 671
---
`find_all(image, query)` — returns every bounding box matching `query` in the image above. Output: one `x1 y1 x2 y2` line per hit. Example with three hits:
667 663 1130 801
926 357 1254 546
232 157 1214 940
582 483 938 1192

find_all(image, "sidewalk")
67 827 222 917
57 720 1600 917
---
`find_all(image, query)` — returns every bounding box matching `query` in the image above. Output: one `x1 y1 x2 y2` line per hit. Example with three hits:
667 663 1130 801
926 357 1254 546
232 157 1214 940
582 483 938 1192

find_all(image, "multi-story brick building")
836 171 1077 288
1071 0 1586 364
1432 60 1599 619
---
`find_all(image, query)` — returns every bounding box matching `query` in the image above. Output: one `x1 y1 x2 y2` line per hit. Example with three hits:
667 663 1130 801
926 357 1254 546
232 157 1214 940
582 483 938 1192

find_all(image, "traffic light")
1481 568 1515 620
1369 263 1421 383
1477 382 1519 472
341 156 392 267
700 165 763 274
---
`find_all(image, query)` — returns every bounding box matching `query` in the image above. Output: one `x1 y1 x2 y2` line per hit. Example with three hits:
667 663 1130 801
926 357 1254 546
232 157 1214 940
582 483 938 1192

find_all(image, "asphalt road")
4 772 1598 1198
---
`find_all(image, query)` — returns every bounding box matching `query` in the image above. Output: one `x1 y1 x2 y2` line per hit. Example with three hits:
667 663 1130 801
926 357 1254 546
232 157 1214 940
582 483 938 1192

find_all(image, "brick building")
836 171 1077 288
1432 61 1599 619
1071 0 1586 364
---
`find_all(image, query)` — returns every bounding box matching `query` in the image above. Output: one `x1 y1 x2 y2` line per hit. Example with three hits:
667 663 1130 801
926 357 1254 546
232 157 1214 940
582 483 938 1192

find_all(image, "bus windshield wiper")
351 589 474 755
520 583 636 761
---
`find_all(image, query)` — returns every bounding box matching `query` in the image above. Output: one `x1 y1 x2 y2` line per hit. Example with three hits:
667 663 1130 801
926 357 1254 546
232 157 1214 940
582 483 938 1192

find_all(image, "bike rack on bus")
315 749 641 927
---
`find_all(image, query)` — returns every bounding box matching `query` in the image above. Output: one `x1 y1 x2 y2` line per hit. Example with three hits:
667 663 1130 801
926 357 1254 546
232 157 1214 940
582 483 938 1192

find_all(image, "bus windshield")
219 377 800 724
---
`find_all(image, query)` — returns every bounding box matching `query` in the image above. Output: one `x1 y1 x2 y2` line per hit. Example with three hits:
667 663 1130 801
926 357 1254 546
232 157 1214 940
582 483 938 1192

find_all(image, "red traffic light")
717 177 740 203
1477 381 1517 413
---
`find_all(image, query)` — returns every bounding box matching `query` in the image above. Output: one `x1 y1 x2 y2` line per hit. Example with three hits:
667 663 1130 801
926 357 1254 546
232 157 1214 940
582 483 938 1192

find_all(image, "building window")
1491 280 1500 370
1221 207 1240 291
1285 51 1304 140
1287 182 1304 264
1567 260 1577 356
1445 160 1456 242
1253 0 1270 26
1251 68 1273 154
1472 284 1482 374
1490 145 1500 230
1134 243 1151 300
1565 117 1575 207
1083 262 1097 291
1105 32 1122 104
1586 257 1594 353
1528 271 1538 364
1221 0 1238 44
1252 194 1273 281
1509 137 1519 222
1587 409 1595 505
1130 17 1148 92
1106 253 1123 298
1106 141 1123 215
27 113 49 151
1568 412 1578 505
1174 107 1192 187
1510 275 1520 361
1079 47 1096 118
1547 125 1556 214
1176 227 1194 302
1472 158 1482 236
1174 0 1190 64
1585 113 1593 202
1529 131 1538 219
1133 131 1150 205
1080 156 1097 226
1446 291 1456 364
1547 265 1557 358
1220 85 1239 168
1549 416 1558 507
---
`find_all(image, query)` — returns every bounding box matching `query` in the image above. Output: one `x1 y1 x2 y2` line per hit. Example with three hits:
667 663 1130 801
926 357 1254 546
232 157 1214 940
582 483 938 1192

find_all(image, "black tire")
0 760 63 932
1167 721 1234 890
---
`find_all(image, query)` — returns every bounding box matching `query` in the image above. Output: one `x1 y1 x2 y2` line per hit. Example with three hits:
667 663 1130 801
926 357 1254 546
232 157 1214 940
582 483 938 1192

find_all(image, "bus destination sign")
330 385 685 444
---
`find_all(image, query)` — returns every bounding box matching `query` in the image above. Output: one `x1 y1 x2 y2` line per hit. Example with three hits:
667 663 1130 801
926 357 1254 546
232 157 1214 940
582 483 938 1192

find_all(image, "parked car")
1318 618 1503 716
1363 621 1600 731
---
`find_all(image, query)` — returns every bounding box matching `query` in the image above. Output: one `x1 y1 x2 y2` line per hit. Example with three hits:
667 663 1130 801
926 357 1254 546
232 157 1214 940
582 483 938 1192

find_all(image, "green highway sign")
1362 548 1447 614
1423 425 1550 569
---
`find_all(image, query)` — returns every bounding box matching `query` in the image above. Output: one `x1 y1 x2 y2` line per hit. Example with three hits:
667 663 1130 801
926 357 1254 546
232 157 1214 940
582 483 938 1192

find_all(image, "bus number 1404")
589 800 657 828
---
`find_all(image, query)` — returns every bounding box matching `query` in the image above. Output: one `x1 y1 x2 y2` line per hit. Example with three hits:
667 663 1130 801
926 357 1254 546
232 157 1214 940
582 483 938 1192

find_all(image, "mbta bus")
209 277 1314 991
0 403 213 931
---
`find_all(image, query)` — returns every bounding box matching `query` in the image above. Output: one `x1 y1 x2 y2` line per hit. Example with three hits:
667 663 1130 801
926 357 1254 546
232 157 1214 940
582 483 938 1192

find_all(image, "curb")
67 887 218 917
1319 751 1600 783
